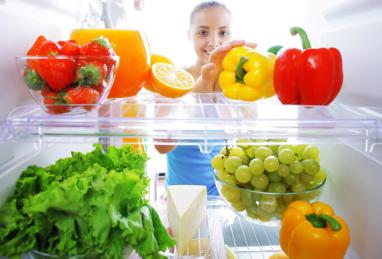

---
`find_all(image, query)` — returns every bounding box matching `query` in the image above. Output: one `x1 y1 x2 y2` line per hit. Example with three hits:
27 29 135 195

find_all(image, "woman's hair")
189 1 231 25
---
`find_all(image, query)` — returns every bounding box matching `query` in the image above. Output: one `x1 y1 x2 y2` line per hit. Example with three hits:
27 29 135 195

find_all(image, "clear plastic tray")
1 93 381 153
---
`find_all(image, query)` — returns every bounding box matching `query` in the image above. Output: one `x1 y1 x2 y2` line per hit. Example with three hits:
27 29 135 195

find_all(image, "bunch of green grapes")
211 139 326 222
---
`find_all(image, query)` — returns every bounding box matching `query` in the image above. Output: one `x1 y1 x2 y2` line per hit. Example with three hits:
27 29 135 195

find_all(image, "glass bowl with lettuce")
0 145 175 259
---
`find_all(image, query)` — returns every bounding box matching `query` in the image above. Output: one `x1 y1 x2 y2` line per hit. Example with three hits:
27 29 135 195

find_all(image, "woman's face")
189 7 232 65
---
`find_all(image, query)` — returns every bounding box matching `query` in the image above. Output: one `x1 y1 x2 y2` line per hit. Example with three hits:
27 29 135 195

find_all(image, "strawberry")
92 81 106 95
43 91 70 114
57 40 66 48
81 37 117 70
77 60 107 86
81 36 116 56
61 40 81 56
27 35 47 71
41 86 51 97
65 86 100 110
38 40 76 92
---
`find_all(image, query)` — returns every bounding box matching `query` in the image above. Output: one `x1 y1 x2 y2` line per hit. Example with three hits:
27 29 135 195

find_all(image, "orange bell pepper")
280 200 350 259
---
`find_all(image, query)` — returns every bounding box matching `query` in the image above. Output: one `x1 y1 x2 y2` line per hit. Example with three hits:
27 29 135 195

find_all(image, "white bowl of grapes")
211 140 327 225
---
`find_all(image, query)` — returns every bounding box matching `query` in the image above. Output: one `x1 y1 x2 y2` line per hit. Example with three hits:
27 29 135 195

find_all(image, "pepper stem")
306 213 342 231
290 26 312 49
235 56 248 84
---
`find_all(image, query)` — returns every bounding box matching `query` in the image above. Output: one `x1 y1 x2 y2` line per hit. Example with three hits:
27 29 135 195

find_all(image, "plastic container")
15 55 119 114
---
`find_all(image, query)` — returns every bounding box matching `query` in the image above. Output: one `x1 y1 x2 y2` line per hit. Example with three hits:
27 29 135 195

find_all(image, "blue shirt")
166 144 222 196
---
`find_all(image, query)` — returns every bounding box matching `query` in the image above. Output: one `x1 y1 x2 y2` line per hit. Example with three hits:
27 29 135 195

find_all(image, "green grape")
302 159 320 175
259 195 278 213
224 156 242 174
289 161 303 174
221 185 241 202
285 174 299 186
292 182 305 192
282 194 294 204
249 158 264 175
246 206 258 219
229 146 245 157
236 138 250 149
256 206 274 221
302 145 320 160
240 190 255 206
235 165 252 184
211 155 225 170
231 201 246 212
250 174 269 190
277 144 294 154
305 181 319 190
267 182 286 193
299 190 321 200
217 169 229 179
267 145 279 155
314 169 327 184
221 174 237 186
278 148 295 164
274 202 287 219
299 172 315 183
294 144 308 157
245 147 256 159
241 154 250 165
255 146 273 160
267 172 282 182
252 191 263 201
277 164 290 177
264 155 279 172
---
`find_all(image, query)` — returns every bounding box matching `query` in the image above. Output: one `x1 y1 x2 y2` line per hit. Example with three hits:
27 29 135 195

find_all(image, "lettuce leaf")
0 144 175 259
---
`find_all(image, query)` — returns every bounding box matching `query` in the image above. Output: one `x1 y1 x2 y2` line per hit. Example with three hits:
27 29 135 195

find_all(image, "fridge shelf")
208 197 356 259
1 93 381 152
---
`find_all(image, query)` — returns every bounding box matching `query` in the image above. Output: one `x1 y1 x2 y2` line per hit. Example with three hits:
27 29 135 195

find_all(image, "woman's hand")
192 40 257 93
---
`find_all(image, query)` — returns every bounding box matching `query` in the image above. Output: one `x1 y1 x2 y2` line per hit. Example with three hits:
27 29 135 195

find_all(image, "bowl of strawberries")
16 35 119 114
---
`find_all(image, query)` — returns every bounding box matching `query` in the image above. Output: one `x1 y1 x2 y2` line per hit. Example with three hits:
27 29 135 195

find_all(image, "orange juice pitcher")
71 0 150 98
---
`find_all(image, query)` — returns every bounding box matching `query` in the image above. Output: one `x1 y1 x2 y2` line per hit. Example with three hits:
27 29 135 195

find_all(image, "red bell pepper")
273 27 343 105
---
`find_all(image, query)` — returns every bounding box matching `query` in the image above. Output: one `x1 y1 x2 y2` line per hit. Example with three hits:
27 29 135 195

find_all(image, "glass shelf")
1 93 381 153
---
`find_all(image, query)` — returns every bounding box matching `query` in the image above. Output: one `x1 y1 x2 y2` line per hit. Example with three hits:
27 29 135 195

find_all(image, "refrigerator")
1 0 381 258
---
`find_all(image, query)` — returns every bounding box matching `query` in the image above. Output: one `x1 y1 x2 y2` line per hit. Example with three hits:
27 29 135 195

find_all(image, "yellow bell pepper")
219 46 276 101
280 200 350 259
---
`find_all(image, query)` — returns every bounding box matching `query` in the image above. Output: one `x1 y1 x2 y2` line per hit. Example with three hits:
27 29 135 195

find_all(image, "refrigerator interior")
1 95 382 258
1 0 382 258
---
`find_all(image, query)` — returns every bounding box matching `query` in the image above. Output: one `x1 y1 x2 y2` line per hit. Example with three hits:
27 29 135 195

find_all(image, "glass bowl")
15 55 119 114
214 171 326 225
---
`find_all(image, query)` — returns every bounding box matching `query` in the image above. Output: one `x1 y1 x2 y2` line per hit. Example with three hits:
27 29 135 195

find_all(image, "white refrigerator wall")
302 0 382 106
0 1 382 259
0 0 77 166
0 0 77 118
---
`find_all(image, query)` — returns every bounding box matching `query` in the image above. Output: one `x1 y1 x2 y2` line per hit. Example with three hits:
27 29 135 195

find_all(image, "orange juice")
70 29 150 98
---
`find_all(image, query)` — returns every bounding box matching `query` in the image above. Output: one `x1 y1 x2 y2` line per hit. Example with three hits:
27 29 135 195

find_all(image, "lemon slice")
151 63 195 98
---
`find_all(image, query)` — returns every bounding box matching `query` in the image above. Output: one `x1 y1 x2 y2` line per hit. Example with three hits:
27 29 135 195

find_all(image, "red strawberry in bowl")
43 91 70 114
77 60 107 86
38 40 76 92
81 36 117 70
27 35 47 71
65 85 100 111
60 40 81 56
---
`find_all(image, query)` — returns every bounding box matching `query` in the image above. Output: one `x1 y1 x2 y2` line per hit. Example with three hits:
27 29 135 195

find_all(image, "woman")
156 1 256 195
